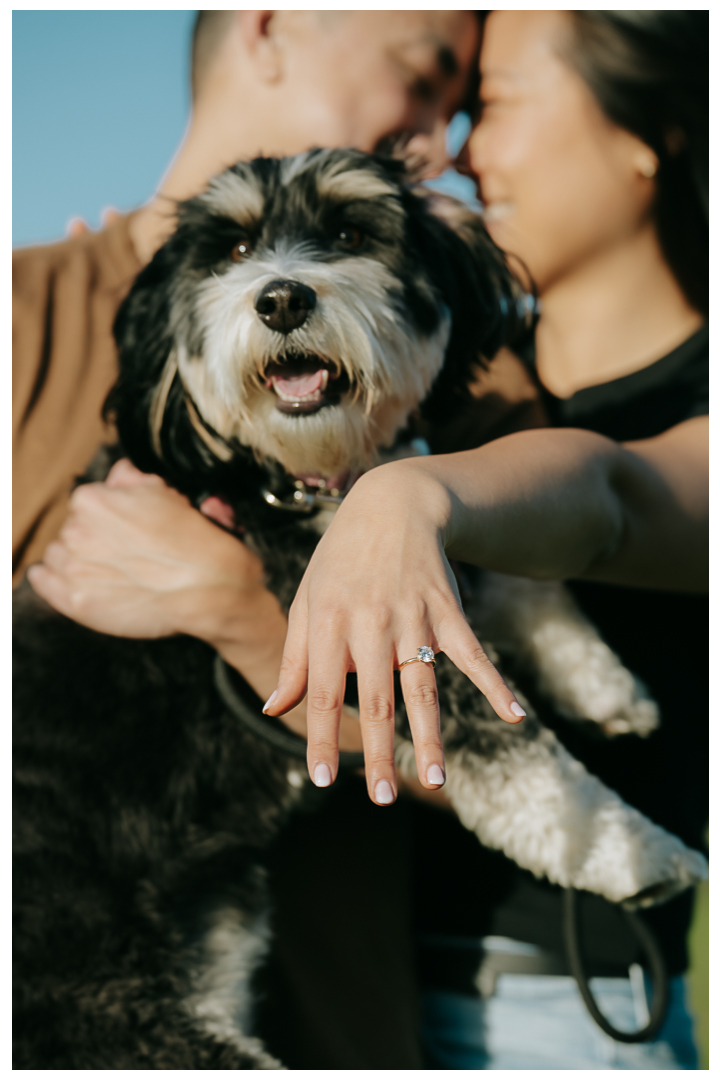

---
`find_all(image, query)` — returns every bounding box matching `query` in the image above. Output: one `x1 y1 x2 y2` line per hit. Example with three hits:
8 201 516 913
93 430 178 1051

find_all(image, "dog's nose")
255 279 317 334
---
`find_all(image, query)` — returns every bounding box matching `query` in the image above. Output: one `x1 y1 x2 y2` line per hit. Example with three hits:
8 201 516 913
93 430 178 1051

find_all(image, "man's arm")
12 218 141 584
26 460 365 755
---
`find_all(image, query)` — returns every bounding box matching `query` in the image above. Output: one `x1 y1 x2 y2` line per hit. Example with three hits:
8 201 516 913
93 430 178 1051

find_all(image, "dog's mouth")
264 354 349 416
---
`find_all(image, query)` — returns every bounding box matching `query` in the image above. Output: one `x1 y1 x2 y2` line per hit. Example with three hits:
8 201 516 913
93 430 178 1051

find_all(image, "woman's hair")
565 11 708 315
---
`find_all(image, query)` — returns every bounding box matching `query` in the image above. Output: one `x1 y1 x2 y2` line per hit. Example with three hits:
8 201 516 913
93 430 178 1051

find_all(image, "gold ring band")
398 657 436 670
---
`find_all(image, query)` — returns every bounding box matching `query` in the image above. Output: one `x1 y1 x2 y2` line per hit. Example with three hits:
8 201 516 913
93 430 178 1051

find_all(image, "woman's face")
467 11 657 292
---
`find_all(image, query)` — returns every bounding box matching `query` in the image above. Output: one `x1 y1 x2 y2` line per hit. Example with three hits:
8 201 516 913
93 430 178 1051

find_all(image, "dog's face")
112 149 522 494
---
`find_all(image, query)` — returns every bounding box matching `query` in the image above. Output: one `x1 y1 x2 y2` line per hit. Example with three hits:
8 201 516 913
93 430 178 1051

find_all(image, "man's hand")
27 459 270 644
27 458 366 753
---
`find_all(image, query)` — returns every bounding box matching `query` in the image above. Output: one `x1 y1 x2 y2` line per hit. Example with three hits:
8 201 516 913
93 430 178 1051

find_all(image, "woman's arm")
430 415 707 589
268 415 707 799
587 415 708 590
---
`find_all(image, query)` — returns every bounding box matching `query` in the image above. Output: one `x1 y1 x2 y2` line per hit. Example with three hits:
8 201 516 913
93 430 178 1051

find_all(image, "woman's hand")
26 459 271 647
265 461 525 806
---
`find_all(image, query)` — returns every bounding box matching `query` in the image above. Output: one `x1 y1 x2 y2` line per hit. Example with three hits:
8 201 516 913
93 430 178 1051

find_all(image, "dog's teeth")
320 370 329 391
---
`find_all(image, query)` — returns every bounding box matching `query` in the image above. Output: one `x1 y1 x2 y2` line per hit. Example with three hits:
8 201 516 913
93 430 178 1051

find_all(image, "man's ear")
238 11 282 85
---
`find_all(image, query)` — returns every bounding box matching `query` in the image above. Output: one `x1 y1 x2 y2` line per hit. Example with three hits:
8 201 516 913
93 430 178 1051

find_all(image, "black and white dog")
13 150 706 1069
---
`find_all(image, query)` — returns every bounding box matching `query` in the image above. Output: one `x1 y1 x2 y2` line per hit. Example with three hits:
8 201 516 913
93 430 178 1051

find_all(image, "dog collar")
196 475 352 532
261 469 362 514
261 479 345 513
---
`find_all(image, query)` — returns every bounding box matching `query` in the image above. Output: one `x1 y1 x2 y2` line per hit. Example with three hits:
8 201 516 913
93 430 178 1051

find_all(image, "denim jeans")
422 972 699 1069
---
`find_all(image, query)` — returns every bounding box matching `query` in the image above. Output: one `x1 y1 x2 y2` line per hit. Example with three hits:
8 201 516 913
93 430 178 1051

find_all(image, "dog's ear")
107 223 253 500
108 238 178 477
406 190 535 424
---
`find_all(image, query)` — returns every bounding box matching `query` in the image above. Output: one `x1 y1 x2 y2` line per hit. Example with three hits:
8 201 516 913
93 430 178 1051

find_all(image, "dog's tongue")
273 370 324 399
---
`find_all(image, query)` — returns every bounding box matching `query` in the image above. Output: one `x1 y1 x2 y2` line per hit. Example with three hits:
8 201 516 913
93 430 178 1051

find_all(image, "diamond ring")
398 646 436 670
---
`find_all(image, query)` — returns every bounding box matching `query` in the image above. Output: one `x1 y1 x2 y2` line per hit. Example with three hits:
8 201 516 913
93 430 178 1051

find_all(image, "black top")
541 323 709 440
414 325 709 978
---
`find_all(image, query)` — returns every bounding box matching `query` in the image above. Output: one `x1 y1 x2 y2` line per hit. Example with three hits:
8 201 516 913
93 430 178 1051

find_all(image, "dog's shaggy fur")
13 150 706 1068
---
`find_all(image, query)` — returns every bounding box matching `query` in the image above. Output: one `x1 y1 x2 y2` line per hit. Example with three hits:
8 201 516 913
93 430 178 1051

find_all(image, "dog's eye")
337 227 364 250
231 238 253 262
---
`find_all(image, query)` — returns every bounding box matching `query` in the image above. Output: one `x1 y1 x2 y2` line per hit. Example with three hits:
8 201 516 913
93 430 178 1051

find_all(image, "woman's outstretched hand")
264 460 526 806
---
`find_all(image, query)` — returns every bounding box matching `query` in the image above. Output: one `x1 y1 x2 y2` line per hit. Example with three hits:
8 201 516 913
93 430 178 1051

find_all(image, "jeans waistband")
417 935 631 998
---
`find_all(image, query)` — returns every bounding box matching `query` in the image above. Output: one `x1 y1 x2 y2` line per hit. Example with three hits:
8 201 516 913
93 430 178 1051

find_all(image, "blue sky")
13 11 476 249
13 11 195 247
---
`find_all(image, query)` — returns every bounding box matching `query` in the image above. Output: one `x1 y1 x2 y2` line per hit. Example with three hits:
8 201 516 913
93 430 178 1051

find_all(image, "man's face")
260 11 479 173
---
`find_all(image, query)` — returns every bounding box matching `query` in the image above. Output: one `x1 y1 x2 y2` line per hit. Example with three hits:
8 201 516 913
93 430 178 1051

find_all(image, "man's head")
187 11 479 173
132 12 479 268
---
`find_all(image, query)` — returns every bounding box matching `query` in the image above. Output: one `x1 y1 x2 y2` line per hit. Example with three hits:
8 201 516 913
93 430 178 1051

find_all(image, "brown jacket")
12 216 141 583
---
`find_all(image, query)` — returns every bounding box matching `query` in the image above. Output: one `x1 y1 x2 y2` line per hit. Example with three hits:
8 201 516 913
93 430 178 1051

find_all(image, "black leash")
213 654 365 769
216 657 670 1043
563 886 670 1042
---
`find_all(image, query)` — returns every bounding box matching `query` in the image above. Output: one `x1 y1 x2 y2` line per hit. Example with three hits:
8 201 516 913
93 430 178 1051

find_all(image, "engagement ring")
398 646 436 670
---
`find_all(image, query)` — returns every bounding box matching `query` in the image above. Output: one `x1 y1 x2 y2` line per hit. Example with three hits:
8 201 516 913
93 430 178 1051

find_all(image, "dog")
13 149 707 1068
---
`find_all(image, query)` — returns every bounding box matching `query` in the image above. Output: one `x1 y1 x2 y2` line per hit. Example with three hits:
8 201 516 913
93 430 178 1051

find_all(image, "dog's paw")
621 847 708 910
598 695 660 738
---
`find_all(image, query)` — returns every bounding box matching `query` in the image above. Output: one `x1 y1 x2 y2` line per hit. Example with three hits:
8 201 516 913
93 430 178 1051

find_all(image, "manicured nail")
314 763 332 787
426 764 445 786
510 702 526 718
375 779 395 804
262 691 278 714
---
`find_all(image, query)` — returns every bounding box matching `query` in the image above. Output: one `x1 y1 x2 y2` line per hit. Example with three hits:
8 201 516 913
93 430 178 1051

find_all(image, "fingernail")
427 764 445 786
262 691 278 714
510 702 526 718
314 763 332 787
375 780 395 804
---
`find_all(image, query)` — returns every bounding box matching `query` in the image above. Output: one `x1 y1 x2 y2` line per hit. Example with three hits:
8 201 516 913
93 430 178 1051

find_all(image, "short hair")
191 10 234 101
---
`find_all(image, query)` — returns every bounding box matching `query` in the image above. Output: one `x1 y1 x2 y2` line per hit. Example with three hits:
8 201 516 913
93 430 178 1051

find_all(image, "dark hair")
566 11 708 315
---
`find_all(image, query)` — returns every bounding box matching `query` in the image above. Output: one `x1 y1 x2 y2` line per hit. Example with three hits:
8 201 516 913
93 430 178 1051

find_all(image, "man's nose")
255 279 317 334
